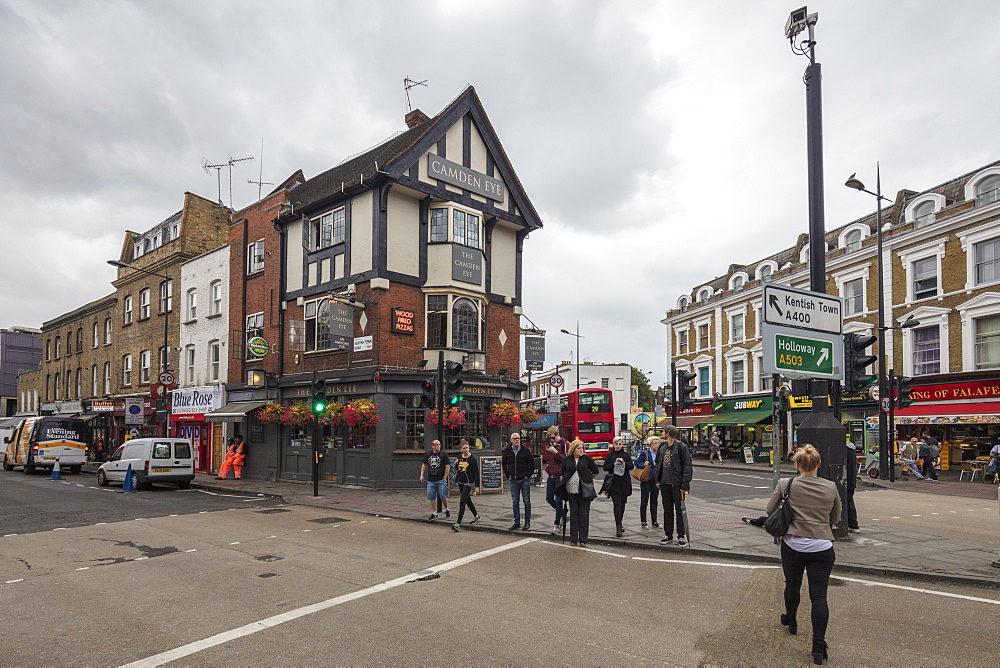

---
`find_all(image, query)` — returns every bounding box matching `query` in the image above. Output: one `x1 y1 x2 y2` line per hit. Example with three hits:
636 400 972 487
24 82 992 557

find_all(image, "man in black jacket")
654 426 693 546
502 432 534 531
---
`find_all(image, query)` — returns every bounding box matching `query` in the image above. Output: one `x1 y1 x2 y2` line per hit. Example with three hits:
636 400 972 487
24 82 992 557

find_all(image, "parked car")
98 438 195 490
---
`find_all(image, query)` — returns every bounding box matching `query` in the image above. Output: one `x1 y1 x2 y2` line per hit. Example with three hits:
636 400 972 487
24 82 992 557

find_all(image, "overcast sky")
3 0 999 390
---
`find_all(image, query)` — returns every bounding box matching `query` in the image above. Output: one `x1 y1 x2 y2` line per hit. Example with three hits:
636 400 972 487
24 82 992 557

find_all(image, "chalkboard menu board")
479 455 503 493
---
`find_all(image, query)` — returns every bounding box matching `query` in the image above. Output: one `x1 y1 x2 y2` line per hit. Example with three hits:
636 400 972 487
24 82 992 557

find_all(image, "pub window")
246 313 264 359
395 396 426 450
247 239 264 274
426 295 448 348
452 298 479 351
430 208 449 243
430 206 481 249
446 398 489 449
310 208 346 249
304 298 347 352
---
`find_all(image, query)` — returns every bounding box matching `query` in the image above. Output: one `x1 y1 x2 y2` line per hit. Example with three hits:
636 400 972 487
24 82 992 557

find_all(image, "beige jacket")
766 474 841 540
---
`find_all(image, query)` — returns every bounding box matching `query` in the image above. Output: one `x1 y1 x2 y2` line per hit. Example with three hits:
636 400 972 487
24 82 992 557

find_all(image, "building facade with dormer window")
662 161 1000 466
220 87 540 487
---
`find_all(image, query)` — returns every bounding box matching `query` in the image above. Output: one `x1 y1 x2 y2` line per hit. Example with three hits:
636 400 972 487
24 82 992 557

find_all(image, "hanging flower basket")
426 406 467 429
519 406 540 426
320 402 344 426
255 403 285 424
280 402 314 427
486 401 521 429
343 398 380 429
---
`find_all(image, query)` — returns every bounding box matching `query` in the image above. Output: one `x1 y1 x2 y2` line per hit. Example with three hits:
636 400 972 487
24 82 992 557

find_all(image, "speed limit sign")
159 371 176 385
880 397 891 413
549 374 564 388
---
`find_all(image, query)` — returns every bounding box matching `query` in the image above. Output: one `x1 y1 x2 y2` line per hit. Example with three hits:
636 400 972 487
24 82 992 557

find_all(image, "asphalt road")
0 467 283 535
1 493 997 666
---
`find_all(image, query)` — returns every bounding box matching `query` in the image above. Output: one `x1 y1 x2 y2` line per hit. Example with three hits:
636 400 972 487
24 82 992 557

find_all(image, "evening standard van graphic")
3 416 88 474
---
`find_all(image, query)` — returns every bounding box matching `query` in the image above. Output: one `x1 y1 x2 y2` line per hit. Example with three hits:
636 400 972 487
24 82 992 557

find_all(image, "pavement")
80 458 1000 588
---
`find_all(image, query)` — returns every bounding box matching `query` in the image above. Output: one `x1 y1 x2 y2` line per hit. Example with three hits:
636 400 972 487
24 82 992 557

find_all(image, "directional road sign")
761 323 844 381
763 284 843 335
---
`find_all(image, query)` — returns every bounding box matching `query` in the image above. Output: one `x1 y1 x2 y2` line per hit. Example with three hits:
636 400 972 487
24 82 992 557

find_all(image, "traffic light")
895 375 915 408
444 361 464 406
311 377 327 413
420 377 437 408
676 370 697 410
844 333 878 390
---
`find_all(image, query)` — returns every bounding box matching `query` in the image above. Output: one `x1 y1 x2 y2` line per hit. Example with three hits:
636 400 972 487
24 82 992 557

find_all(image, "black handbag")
581 481 597 500
763 478 794 538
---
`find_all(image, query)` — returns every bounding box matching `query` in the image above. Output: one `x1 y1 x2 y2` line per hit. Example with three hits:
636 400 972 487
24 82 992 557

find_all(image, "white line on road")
634 556 780 570
5 579 24 584
693 478 753 488
121 537 537 667
715 472 772 480
547 542 628 558
832 575 1000 606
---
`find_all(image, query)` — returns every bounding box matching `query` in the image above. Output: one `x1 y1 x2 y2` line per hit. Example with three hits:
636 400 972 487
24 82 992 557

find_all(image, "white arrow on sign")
817 348 829 367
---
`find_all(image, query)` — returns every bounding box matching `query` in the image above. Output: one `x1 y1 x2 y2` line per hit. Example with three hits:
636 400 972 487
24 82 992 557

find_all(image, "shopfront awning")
77 414 106 423
877 402 1000 425
674 414 709 429
699 409 773 427
205 401 269 422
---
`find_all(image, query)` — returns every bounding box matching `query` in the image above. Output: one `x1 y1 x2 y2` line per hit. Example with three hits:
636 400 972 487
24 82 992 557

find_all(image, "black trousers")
567 494 592 543
609 490 628 528
457 484 477 524
639 479 658 524
659 484 685 538
780 541 836 642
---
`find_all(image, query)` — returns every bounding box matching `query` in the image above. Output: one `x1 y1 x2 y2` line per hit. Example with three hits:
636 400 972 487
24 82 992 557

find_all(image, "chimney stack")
405 109 430 129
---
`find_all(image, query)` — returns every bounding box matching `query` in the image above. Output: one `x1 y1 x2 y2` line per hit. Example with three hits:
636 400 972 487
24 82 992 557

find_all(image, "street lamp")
844 167 896 480
108 259 172 437
560 323 583 390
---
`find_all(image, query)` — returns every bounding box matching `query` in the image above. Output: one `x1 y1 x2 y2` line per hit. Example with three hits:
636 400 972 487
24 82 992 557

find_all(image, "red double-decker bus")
519 387 616 462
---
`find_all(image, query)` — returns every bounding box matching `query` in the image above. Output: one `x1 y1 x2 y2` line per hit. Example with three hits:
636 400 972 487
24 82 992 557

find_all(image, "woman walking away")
603 437 633 537
634 437 660 529
561 439 600 546
767 444 841 665
452 440 481 531
543 426 568 534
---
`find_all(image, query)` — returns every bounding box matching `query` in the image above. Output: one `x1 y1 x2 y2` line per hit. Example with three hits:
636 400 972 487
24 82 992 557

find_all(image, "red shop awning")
888 401 1000 425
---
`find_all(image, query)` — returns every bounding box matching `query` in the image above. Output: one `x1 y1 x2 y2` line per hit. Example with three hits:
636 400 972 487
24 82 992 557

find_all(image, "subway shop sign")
761 323 843 381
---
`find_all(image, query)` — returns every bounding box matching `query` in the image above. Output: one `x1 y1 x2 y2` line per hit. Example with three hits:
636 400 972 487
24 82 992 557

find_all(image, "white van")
97 438 195 490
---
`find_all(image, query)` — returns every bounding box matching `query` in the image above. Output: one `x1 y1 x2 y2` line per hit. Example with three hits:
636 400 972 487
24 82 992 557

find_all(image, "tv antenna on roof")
403 77 428 112
248 138 272 203
202 155 254 208
202 158 227 206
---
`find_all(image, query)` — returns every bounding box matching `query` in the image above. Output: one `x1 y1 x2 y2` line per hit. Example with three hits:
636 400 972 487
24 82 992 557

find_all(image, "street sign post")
761 323 844 381
763 284 843 335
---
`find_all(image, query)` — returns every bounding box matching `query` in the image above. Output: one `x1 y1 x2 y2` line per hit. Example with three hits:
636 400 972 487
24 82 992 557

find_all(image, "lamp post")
108 259 171 437
844 167 896 479
560 323 583 390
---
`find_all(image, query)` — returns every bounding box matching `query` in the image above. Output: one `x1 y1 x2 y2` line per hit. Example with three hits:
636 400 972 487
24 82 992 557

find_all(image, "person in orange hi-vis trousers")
233 436 247 479
216 438 238 480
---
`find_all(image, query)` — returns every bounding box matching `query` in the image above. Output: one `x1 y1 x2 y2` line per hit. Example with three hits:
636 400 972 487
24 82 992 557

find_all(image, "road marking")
135 557 148 561
229 542 240 545
76 567 90 571
4 533 17 537
54 527 68 531
716 472 771 480
693 478 753 488
833 575 1000 606
185 549 197 553
634 556 780 570
5 579 24 584
754 486 770 489
122 537 537 667
548 542 627 558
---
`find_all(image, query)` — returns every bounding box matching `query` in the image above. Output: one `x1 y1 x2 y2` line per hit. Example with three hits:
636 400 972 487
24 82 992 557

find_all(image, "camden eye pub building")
226 87 541 487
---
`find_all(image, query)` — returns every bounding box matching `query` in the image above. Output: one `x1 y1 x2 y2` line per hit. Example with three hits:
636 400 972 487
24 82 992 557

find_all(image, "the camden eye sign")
427 154 505 203
763 284 842 335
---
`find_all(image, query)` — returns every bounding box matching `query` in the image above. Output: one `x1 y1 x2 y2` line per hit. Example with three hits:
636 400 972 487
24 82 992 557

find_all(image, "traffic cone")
49 458 62 480
120 463 135 492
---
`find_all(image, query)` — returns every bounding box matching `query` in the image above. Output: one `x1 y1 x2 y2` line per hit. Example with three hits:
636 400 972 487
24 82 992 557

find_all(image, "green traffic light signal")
448 393 464 406
313 400 326 413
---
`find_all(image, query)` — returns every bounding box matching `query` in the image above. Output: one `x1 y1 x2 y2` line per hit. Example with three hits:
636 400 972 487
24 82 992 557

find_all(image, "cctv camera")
785 6 809 38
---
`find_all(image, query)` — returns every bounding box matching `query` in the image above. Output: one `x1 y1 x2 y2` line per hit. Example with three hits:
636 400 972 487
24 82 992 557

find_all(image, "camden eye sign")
763 284 843 335
427 154 505 203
